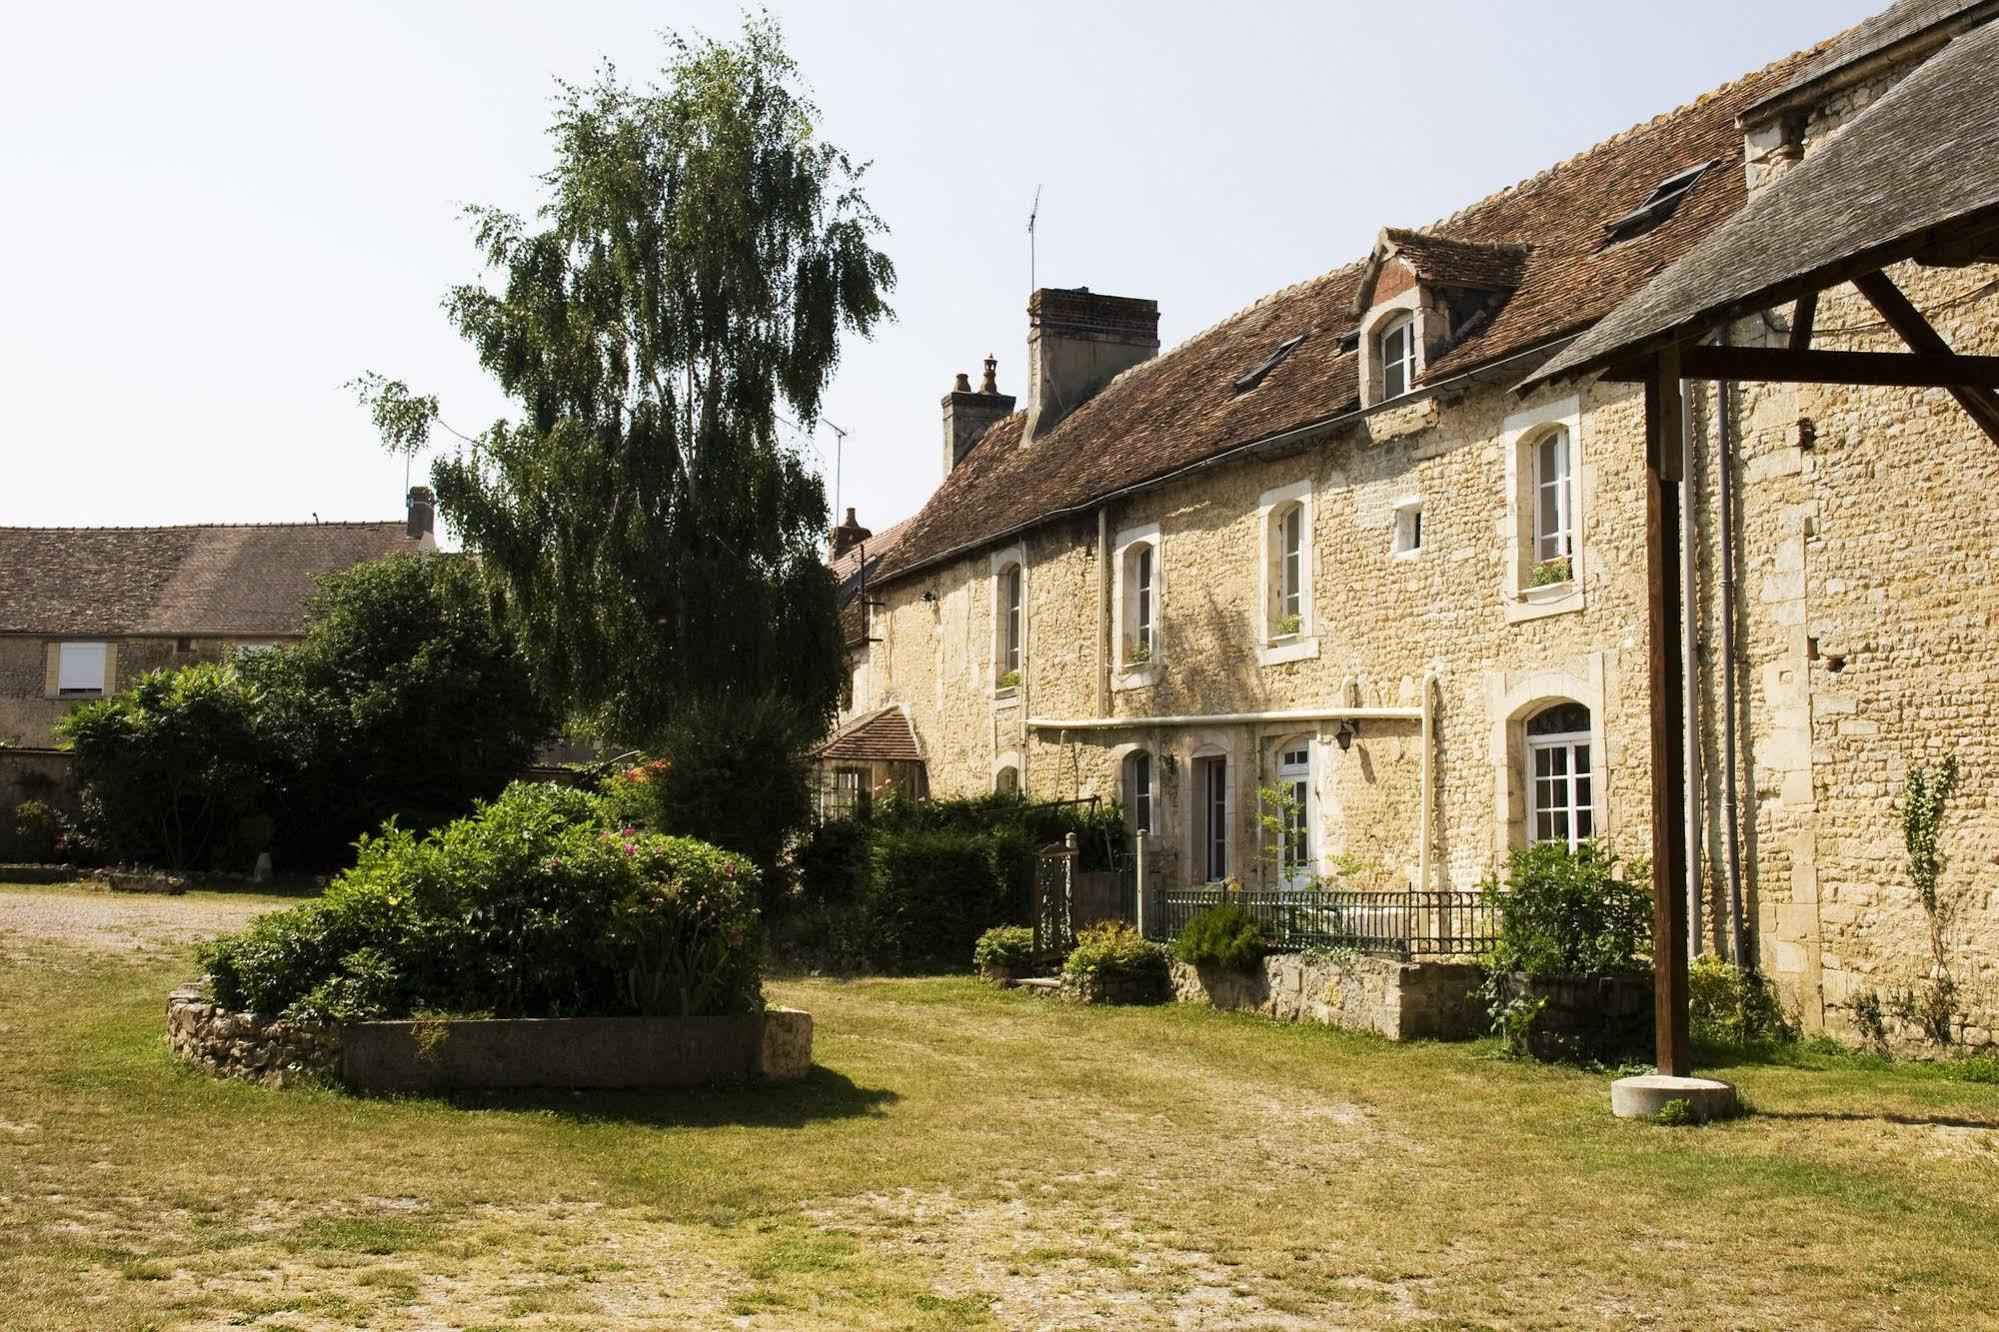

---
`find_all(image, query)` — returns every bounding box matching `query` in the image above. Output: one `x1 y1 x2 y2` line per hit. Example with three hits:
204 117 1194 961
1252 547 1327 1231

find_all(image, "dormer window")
1603 160 1717 244
1377 313 1417 400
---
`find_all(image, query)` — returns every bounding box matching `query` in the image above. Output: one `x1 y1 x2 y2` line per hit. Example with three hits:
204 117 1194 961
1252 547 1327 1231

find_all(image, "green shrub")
58 663 266 871
198 782 761 1021
974 925 1034 974
1483 839 1651 980
1689 954 1797 1045
1172 901 1265 972
1063 921 1168 989
11 799 63 862
845 824 1013 972
783 792 1124 970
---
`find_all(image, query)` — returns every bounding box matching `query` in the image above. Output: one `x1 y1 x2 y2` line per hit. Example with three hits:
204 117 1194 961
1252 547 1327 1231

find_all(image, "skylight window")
1602 159 1718 243
1233 334 1307 393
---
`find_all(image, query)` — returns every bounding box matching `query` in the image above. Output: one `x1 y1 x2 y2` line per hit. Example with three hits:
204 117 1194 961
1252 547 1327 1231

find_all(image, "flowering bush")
973 925 1035 976
1063 921 1168 988
199 782 762 1021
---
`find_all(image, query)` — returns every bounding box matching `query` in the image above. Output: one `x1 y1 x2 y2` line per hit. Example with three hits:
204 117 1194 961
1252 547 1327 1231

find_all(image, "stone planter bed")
168 985 812 1092
1170 952 1486 1041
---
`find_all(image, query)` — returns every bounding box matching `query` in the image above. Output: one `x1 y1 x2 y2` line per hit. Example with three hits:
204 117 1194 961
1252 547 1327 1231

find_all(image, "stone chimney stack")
830 507 872 559
406 486 436 544
941 354 1016 476
1022 288 1159 446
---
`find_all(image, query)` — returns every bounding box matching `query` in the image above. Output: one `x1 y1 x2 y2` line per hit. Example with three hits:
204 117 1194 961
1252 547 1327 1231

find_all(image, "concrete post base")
1610 1074 1738 1121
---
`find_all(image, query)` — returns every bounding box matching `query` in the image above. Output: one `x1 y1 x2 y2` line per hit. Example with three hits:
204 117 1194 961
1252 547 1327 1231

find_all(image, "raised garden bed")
168 985 812 1091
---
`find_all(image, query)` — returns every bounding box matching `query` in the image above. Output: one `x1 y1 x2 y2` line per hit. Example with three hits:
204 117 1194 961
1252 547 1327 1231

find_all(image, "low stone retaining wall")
168 986 812 1091
168 986 342 1088
1169 952 1486 1040
1496 973 1653 1060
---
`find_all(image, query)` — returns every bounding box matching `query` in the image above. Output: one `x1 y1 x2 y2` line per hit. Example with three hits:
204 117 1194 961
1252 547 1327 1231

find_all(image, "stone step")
1015 977 1064 998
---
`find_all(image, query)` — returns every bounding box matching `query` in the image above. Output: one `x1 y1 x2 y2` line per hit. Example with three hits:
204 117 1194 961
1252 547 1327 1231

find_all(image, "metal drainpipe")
1096 507 1110 718
1680 371 1703 958
1716 324 1749 967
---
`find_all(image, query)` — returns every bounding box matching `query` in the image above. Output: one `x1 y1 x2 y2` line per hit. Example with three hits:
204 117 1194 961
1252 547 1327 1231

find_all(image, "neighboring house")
0 488 437 747
838 1 1999 1044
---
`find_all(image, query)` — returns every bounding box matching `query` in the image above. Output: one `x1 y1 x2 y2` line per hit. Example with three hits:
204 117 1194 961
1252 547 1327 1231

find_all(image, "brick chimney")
941 354 1016 476
406 486 436 544
1022 288 1159 446
831 507 872 559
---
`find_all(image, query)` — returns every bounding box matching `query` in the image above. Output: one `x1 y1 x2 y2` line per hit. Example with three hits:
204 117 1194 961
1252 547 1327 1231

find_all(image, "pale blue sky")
0 1 1878 539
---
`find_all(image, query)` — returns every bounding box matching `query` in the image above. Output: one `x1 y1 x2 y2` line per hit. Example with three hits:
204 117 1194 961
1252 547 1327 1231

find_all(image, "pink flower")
620 827 636 837
622 843 636 856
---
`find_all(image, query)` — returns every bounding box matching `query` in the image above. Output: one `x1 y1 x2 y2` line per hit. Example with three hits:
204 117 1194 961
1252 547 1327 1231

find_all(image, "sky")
0 1 1881 541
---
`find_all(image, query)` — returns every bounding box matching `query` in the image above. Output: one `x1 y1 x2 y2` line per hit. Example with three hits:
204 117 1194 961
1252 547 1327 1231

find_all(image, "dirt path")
0 882 284 958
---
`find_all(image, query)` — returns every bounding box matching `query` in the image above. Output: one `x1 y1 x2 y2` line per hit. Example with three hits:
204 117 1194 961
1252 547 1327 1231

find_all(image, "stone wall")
0 747 76 860
167 985 342 1089
1168 953 1484 1041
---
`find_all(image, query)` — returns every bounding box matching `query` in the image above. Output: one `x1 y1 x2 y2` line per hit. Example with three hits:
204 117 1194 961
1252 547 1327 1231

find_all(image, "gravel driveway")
0 883 286 957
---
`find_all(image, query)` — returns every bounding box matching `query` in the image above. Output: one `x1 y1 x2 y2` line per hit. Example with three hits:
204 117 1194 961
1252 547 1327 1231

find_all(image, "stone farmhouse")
837 0 1999 1045
0 489 437 749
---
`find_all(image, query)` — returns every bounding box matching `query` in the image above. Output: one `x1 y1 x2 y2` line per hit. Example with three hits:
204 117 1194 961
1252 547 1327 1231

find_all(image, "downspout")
1420 672 1436 892
1680 371 1703 957
1716 324 1749 967
1096 507 1110 718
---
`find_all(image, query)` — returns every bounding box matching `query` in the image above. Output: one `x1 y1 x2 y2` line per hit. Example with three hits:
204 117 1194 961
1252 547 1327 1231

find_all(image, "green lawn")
2 882 1996 1330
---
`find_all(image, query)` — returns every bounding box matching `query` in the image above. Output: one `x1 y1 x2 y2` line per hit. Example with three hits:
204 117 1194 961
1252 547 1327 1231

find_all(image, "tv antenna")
823 417 850 524
1027 184 1042 291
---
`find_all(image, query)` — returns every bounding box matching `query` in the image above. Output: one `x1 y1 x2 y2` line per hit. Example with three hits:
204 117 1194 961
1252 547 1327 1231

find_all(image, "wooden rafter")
1789 291 1817 351
1851 270 1999 444
1604 345 1999 388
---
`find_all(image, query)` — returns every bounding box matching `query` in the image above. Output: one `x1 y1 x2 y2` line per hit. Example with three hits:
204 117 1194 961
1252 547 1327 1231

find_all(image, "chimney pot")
831 508 872 559
941 355 1016 477
953 372 972 393
981 355 999 394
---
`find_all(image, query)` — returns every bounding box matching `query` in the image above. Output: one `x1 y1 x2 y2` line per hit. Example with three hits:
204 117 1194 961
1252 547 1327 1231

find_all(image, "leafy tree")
246 554 550 867
358 18 893 743
58 664 266 871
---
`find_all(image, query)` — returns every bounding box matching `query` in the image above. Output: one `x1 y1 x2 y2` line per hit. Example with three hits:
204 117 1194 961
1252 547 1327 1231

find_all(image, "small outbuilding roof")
815 705 924 765
0 522 424 637
1526 16 1999 389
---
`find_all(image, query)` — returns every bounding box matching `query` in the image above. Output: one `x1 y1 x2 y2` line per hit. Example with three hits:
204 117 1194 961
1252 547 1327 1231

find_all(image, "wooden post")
1646 348 1693 1077
1134 829 1149 938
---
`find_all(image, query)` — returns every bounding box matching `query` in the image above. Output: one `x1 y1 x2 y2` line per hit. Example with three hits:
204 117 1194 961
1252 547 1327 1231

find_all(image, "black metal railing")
1143 885 1497 959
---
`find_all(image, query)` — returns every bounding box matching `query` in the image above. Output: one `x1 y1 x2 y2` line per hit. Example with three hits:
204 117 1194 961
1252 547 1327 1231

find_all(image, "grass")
1 883 1996 1328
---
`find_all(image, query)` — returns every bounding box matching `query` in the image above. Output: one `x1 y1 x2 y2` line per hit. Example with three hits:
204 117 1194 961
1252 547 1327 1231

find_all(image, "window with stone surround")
55 641 110 697
1196 755 1229 882
995 764 1020 796
1125 750 1155 837
992 555 1024 694
1532 425 1575 581
1393 499 1424 556
1276 740 1313 888
1114 524 1162 675
1256 481 1318 664
1501 396 1583 620
1526 702 1594 850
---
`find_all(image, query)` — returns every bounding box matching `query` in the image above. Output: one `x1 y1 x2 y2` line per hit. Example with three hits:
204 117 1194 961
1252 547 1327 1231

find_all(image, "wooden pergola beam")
1644 348 1692 1079
1852 270 1999 444
1789 291 1817 351
1605 345 1999 388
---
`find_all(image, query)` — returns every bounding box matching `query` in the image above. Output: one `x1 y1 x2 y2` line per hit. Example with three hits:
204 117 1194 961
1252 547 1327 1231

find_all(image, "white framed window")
1114 524 1162 676
1393 499 1424 556
992 555 1024 691
1256 481 1318 664
1377 313 1417 400
1276 741 1312 889
1125 750 1154 836
1526 702 1595 851
56 641 110 697
1533 426 1574 570
1197 755 1229 882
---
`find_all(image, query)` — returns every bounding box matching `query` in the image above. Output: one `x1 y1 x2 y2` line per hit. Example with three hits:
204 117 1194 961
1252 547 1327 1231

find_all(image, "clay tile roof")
873 40 1822 587
815 704 924 764
1531 18 1999 388
0 522 423 637
1381 229 1532 292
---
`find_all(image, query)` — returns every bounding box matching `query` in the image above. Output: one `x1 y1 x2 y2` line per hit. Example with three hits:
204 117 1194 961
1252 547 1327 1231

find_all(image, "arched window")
1533 426 1574 573
1377 313 1416 400
1272 502 1305 636
1133 544 1155 659
1526 702 1593 850
1276 740 1312 888
1117 531 1160 668
998 562 1023 684
1125 750 1154 835
995 764 1020 796
1196 754 1229 881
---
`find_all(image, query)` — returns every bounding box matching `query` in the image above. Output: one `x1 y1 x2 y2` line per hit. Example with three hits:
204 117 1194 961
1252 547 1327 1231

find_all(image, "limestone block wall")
0 633 290 746
167 985 342 1089
861 372 1664 896
1168 953 1485 1040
